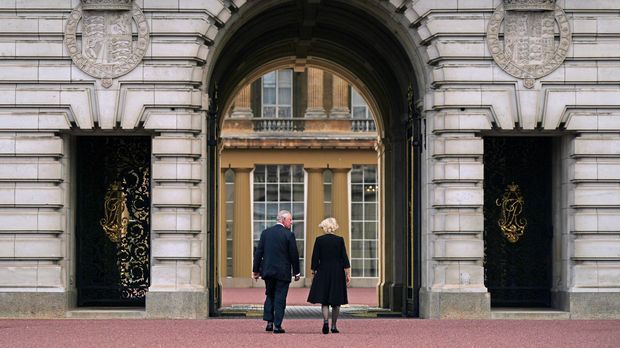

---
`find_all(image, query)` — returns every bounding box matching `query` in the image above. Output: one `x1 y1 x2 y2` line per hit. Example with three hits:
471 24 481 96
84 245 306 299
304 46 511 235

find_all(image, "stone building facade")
0 0 618 319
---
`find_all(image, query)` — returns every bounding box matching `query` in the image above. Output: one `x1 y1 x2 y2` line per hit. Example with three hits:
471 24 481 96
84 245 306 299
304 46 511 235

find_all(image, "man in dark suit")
252 210 301 334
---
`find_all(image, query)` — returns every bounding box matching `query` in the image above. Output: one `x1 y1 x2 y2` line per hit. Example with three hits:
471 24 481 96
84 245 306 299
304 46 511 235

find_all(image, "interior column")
305 168 325 285
232 167 252 283
331 168 351 253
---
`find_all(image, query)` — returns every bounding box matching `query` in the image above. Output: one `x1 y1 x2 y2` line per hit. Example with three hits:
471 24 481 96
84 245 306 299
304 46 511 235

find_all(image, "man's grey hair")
276 210 291 222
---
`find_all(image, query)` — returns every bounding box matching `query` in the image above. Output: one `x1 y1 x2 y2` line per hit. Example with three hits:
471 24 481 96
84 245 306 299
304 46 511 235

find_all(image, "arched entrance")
204 0 427 316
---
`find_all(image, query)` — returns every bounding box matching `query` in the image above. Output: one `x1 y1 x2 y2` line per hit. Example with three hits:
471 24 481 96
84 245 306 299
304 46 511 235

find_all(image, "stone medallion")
487 0 571 88
65 1 149 88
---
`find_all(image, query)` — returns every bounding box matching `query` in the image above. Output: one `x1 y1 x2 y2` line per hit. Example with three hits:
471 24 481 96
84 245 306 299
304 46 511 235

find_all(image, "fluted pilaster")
231 84 253 119
304 68 326 118
331 74 350 118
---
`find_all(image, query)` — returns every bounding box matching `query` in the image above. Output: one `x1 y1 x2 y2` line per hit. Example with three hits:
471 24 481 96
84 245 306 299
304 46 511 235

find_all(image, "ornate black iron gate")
76 136 151 307
405 86 422 316
483 137 552 307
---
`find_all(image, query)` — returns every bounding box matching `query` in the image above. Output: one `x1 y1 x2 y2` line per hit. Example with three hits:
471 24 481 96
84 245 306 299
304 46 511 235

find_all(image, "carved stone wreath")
64 3 149 88
487 3 571 88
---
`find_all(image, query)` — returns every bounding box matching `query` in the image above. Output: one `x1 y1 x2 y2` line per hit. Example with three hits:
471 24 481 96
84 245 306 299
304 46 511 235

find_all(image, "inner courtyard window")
350 165 378 277
224 169 234 277
253 164 306 275
261 69 293 118
324 169 332 218
351 88 371 119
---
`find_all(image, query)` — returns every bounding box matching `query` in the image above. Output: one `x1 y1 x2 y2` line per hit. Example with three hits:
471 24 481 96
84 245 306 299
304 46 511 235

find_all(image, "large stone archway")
204 0 428 315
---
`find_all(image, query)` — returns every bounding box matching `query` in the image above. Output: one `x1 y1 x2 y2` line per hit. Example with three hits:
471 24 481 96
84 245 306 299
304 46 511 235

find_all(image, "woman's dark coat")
307 233 350 305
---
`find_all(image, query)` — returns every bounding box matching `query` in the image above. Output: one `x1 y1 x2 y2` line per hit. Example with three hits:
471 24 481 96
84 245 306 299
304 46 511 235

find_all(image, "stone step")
66 308 146 319
491 308 570 320
218 305 386 319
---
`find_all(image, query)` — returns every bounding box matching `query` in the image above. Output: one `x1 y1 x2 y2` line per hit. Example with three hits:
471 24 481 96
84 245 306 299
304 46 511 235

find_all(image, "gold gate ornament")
495 182 527 243
100 182 129 243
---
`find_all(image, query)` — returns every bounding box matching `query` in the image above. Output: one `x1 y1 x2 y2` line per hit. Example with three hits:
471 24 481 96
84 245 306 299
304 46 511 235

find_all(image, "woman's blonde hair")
318 217 339 234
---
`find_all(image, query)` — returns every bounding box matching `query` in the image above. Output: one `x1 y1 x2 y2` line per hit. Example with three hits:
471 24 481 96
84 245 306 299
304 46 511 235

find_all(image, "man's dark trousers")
263 278 290 327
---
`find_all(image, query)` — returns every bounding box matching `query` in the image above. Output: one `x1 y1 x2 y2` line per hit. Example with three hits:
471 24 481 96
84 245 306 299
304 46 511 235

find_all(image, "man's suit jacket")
252 224 300 282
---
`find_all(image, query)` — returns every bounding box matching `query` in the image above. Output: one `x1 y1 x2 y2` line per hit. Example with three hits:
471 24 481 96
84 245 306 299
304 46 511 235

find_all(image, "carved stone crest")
487 0 571 88
65 1 149 88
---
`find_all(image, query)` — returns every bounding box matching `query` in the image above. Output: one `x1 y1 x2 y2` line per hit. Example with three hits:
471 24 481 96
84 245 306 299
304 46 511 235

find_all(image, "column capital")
330 167 351 174
305 167 326 173
229 167 253 173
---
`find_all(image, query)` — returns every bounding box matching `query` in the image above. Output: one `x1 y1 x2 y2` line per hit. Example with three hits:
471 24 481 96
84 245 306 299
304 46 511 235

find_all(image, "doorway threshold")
66 308 146 319
491 308 570 320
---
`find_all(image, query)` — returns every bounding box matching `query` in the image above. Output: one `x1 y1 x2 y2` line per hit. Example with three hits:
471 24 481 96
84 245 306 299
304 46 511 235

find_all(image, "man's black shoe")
265 322 273 331
273 326 285 334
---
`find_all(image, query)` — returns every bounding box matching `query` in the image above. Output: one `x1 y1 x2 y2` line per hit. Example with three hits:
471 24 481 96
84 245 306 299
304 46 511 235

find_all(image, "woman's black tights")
321 305 341 329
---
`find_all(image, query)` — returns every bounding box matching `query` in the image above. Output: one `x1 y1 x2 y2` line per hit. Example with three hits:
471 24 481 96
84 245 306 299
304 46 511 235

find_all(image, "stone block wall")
403 0 620 318
0 0 236 318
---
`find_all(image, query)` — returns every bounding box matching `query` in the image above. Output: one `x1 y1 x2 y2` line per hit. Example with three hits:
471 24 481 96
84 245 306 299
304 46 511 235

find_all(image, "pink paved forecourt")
0 319 619 348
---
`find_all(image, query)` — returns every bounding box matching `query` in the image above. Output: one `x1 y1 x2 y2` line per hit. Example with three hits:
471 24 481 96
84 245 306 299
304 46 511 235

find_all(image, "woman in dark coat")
307 217 351 334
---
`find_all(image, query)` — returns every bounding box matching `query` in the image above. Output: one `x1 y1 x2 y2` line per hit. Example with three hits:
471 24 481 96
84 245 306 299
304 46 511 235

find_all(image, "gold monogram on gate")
496 182 527 243
100 182 129 243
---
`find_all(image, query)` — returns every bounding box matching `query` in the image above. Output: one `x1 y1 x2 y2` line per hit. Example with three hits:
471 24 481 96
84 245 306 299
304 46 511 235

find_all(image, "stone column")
305 168 325 284
148 131 207 318
230 84 253 119
421 126 489 319
232 167 252 281
331 74 350 118
331 168 351 254
304 68 326 118
0 132 66 318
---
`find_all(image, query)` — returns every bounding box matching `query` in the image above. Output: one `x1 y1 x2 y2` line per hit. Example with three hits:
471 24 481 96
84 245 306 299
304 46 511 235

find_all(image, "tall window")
350 165 379 277
323 169 332 218
262 69 293 118
224 169 234 277
351 88 371 119
253 165 305 275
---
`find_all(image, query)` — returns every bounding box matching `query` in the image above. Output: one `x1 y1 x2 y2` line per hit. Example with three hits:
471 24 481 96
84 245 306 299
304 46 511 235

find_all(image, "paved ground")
222 287 377 306
0 319 619 347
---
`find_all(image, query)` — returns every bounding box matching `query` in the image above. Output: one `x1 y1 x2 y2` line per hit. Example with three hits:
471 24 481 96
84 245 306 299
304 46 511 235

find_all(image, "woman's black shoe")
331 328 339 333
322 323 329 334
